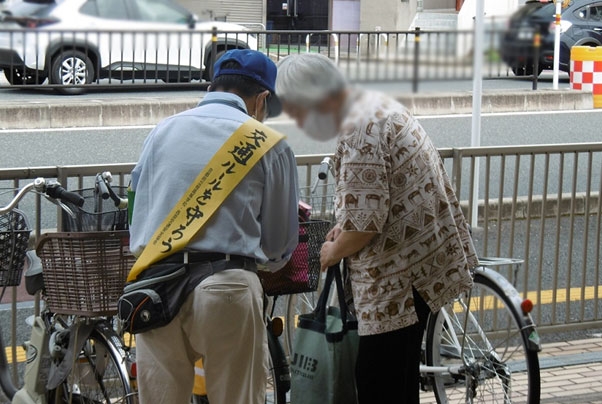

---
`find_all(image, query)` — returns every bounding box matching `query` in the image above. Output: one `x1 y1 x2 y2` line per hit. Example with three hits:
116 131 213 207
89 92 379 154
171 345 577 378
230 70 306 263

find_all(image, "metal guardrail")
0 25 532 93
1 143 601 336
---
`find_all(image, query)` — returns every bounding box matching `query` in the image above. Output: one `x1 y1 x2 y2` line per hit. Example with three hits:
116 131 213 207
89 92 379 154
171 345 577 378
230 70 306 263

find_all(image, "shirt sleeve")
336 124 390 234
259 141 300 271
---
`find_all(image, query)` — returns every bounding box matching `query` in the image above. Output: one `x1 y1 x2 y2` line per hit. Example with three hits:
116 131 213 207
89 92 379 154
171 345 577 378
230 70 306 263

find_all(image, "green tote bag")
290 265 359 404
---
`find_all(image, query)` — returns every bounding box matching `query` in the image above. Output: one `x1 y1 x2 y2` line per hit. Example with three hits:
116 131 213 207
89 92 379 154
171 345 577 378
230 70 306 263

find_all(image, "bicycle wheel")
56 328 135 404
285 290 320 355
425 271 540 404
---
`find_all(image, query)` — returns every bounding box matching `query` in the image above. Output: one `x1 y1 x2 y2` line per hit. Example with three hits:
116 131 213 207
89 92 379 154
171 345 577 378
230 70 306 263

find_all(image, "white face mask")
302 110 339 142
254 96 269 123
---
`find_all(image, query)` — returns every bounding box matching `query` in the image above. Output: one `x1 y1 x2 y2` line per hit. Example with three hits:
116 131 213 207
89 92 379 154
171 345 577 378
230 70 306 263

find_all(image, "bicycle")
0 175 137 404
73 173 292 404
284 158 542 403
57 173 292 404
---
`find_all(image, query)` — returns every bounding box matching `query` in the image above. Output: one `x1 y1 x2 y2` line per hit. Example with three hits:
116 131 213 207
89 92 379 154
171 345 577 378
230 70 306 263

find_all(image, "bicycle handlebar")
45 183 85 208
317 157 333 180
0 178 84 215
96 171 128 209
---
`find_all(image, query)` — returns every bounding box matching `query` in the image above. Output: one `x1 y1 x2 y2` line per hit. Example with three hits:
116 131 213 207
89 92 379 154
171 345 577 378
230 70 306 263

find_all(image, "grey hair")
276 53 347 106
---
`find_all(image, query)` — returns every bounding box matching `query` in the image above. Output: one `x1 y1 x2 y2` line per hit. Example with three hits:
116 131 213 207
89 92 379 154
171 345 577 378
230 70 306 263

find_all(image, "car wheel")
205 50 226 81
3 68 47 85
50 50 95 94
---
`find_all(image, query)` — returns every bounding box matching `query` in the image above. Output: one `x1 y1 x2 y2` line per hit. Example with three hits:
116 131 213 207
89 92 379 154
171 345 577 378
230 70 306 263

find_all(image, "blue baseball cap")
213 49 282 117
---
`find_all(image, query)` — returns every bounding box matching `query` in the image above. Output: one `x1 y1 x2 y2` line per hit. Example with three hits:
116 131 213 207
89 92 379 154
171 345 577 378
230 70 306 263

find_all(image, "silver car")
0 0 257 91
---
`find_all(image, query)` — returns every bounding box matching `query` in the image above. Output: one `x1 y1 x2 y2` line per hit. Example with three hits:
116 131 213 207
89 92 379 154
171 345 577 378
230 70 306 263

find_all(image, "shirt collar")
198 92 248 114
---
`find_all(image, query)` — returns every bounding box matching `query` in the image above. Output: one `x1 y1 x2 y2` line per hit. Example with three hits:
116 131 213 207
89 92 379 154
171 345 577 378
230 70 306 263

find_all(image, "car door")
126 0 204 76
570 2 602 45
76 0 142 73
585 2 602 43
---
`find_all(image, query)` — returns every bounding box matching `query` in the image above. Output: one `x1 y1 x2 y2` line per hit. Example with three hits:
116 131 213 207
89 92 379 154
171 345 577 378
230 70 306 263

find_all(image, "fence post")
532 32 540 90
413 27 421 93
331 33 339 64
210 26 218 78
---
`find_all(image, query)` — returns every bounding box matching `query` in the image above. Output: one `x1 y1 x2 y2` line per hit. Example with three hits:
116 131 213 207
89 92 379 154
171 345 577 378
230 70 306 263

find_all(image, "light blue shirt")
129 92 299 271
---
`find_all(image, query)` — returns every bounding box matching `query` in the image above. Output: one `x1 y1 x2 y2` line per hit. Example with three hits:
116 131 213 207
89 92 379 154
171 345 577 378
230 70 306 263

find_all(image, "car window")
574 6 588 20
80 0 131 20
590 4 602 22
574 3 602 22
130 0 189 23
2 0 55 17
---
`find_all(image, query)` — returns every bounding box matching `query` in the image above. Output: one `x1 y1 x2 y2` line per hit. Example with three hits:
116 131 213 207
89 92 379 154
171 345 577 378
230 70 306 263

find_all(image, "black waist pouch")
117 263 194 334
118 258 257 334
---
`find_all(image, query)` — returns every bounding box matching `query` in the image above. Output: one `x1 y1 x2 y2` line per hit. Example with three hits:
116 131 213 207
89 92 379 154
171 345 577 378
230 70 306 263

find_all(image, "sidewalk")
418 336 602 403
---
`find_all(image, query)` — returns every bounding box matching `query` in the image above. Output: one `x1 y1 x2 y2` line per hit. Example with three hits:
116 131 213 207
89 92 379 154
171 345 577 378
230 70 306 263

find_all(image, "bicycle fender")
473 266 542 353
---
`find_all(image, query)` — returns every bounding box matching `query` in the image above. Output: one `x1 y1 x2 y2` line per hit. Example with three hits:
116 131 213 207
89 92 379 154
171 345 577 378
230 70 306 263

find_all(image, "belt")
162 251 257 272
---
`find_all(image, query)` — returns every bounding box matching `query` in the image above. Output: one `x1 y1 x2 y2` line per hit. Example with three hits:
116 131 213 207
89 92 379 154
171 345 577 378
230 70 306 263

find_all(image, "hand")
325 224 342 242
320 241 340 271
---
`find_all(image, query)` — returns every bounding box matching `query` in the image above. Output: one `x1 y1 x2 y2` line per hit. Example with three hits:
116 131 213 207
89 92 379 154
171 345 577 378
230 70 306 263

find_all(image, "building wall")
360 0 403 30
423 0 455 10
178 0 266 27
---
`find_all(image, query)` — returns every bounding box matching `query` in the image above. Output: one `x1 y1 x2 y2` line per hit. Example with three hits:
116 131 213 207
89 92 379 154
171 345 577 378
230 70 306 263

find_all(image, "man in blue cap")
129 49 299 404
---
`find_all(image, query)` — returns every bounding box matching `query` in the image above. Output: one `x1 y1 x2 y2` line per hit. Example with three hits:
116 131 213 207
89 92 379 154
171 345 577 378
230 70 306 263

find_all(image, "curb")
397 89 594 116
0 89 594 130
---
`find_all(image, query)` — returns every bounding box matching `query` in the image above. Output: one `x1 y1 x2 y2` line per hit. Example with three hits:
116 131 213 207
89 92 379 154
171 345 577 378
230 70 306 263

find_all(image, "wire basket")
36 231 135 316
259 220 332 296
61 187 129 232
0 209 31 287
299 183 336 222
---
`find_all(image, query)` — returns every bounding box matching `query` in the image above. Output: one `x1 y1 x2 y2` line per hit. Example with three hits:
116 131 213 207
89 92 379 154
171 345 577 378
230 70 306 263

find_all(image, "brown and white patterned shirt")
334 89 478 336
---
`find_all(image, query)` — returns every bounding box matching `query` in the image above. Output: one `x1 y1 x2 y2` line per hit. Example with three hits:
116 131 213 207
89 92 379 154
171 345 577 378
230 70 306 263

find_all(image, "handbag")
290 264 359 404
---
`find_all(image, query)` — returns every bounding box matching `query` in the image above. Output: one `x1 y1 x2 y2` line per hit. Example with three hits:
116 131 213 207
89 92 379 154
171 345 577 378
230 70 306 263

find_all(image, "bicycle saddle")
24 250 44 295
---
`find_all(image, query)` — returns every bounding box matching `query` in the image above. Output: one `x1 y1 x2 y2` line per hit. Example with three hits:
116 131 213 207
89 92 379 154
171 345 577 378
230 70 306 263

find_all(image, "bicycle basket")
299 183 336 222
36 231 135 316
0 209 31 287
258 220 332 296
61 187 128 232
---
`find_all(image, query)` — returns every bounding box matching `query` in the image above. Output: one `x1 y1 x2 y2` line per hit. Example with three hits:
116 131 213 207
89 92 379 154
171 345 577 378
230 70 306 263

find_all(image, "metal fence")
2 142 601 336
0 25 529 93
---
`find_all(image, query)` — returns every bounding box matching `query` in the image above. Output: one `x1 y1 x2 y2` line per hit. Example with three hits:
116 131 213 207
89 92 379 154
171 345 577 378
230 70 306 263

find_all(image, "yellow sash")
127 118 285 282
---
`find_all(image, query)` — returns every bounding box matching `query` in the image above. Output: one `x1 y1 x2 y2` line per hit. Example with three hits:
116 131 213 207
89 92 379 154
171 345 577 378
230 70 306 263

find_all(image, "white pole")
470 0 485 227
553 0 561 89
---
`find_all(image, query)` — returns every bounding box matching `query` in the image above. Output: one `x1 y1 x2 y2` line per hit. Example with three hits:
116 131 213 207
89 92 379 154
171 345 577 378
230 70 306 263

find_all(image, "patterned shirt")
335 89 478 336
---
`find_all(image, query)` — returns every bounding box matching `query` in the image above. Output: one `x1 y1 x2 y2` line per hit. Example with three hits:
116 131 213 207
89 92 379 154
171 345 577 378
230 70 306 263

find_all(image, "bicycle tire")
284 290 320 355
425 272 540 404
54 327 135 404
267 324 289 404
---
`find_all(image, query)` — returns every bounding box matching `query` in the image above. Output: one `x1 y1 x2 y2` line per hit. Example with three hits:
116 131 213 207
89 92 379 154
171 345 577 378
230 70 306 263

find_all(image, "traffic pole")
470 0 485 227
553 0 561 89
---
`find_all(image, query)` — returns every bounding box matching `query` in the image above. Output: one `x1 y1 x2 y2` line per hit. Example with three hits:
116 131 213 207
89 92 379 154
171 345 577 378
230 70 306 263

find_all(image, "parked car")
0 0 257 91
500 0 602 76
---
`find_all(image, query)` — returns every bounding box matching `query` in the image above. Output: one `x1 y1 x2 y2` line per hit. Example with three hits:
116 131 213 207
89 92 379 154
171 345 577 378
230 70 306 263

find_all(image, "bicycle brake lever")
43 195 77 219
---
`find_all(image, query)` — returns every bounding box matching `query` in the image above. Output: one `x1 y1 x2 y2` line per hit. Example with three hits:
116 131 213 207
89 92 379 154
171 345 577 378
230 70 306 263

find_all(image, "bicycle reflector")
270 317 284 337
521 299 534 314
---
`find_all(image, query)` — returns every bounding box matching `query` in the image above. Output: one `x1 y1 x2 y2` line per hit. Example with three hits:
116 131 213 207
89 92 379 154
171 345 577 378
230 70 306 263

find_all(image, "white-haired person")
276 53 479 403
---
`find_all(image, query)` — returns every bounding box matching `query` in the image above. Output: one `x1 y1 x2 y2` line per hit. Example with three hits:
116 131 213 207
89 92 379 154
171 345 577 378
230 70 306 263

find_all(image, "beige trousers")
136 268 268 404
